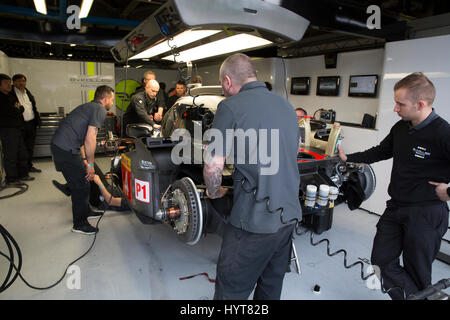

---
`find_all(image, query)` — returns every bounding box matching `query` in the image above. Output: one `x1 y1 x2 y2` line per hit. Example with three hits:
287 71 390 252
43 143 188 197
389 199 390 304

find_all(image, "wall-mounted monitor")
290 77 310 95
316 76 340 96
348 74 378 97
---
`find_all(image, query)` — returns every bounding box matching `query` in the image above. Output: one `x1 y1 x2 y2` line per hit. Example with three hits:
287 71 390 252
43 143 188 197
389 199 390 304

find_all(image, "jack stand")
291 242 301 275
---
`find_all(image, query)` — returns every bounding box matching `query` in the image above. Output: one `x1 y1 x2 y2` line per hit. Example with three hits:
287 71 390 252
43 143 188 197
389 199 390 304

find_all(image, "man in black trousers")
51 85 114 235
338 72 449 299
203 53 301 300
11 74 41 173
0 73 34 184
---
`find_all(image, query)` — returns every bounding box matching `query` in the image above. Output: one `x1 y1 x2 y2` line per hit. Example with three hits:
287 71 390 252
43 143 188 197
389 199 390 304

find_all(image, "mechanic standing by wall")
51 85 115 235
0 73 33 184
338 72 450 299
11 74 41 173
203 53 301 300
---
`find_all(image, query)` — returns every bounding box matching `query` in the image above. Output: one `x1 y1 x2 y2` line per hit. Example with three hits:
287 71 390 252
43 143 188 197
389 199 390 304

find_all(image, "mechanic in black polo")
51 85 115 235
338 72 450 299
122 79 162 136
203 53 301 300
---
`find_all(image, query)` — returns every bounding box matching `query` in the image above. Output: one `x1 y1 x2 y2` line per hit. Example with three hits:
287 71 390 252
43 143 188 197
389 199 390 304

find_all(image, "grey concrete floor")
0 157 448 300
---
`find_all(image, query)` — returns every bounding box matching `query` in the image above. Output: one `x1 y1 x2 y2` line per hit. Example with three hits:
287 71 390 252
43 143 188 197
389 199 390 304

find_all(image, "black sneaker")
29 166 42 173
87 210 104 220
71 224 98 235
20 175 35 182
52 180 71 196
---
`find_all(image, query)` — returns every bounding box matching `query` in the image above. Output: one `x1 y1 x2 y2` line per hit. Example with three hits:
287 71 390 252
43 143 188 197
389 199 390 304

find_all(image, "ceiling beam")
121 1 141 18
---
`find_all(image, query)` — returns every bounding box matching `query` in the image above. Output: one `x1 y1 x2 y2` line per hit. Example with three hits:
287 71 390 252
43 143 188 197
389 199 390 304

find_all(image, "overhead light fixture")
44 41 52 45
70 44 77 47
130 29 221 60
49 52 54 56
33 0 47 15
67 53 73 57
79 0 94 19
162 34 272 62
135 65 144 69
111 0 309 64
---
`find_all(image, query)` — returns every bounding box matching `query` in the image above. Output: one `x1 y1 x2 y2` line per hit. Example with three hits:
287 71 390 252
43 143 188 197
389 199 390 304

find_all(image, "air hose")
0 182 28 200
0 206 106 293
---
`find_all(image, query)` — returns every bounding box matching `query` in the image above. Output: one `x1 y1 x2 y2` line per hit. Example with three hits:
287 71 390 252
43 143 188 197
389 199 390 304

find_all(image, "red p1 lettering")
135 179 150 203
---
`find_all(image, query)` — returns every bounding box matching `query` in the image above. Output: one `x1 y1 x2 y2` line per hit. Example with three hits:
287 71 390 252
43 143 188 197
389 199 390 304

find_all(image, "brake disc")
171 177 203 245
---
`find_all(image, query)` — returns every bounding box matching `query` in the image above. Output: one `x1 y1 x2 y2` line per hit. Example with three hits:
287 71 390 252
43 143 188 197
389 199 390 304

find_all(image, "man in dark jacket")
338 72 449 299
122 79 162 135
11 74 41 173
0 73 34 184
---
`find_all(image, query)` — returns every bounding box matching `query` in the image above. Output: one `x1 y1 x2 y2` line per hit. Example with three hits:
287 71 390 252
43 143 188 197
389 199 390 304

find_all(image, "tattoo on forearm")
204 164 223 197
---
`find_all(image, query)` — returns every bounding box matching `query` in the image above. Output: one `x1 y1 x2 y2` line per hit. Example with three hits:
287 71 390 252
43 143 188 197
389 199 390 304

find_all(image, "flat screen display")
348 75 378 97
316 76 340 96
290 77 310 95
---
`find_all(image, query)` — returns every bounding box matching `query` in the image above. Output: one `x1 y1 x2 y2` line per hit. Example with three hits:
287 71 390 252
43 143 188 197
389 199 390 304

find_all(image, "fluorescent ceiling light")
130 29 221 60
162 34 272 62
70 44 77 47
44 41 52 45
33 0 47 15
79 0 94 19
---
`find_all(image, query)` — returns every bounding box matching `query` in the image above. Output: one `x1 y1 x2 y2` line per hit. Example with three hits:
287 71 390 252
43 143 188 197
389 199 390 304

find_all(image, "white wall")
285 49 384 124
0 51 9 74
9 58 115 114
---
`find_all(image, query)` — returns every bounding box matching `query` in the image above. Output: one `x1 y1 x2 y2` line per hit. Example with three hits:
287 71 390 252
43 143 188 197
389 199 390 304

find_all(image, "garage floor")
0 156 449 300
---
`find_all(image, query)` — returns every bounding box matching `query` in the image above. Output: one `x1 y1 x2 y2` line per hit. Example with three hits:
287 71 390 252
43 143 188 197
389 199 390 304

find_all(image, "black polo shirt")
347 110 450 206
52 100 106 153
208 81 301 233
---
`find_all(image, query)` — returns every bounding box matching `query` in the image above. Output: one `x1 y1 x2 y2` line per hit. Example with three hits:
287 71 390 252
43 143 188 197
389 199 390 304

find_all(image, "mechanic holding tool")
51 85 115 235
122 79 162 136
338 72 450 299
203 53 302 300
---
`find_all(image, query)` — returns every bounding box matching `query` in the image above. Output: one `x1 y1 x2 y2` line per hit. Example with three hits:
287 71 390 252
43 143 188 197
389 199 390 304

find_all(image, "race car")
110 86 376 244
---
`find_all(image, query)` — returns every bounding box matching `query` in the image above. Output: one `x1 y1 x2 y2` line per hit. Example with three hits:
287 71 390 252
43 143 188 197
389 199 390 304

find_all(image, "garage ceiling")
0 0 449 66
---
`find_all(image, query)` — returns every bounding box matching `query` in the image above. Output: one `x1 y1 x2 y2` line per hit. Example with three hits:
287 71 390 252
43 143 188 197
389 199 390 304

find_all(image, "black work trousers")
371 202 449 300
51 144 90 228
0 127 29 182
21 120 37 170
214 223 295 300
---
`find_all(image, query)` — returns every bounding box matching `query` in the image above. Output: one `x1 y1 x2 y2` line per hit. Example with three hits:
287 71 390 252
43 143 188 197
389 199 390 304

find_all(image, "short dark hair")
94 85 114 100
295 107 307 115
176 80 186 87
0 73 11 82
12 74 26 81
394 72 435 105
264 81 272 91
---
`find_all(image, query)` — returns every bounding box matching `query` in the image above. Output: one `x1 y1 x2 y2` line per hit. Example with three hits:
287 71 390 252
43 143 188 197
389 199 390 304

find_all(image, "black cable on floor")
296 224 407 298
0 182 28 200
0 210 105 293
